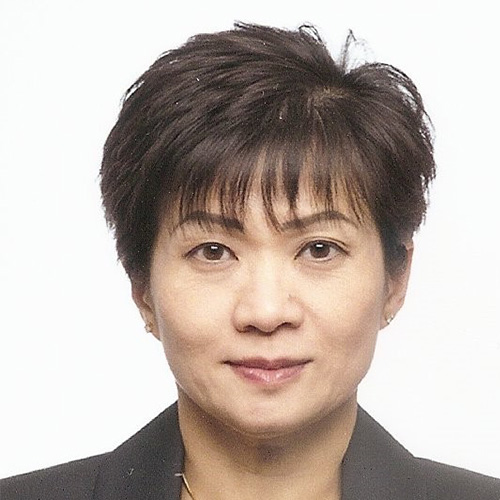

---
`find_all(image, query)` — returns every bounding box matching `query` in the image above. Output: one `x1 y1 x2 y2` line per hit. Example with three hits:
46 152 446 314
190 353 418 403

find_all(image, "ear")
382 242 414 328
131 280 160 340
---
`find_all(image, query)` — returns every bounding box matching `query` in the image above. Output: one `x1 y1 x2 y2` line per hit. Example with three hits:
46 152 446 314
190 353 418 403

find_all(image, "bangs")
163 107 372 232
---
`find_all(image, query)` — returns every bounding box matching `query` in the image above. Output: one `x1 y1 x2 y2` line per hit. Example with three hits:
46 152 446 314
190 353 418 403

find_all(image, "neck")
177 392 357 500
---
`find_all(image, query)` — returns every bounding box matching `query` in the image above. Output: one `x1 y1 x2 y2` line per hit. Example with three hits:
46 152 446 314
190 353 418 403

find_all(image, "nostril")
231 276 304 333
239 321 297 335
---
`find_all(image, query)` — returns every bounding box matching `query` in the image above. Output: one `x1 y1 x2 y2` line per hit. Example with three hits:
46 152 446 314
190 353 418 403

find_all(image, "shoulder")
344 407 500 500
417 458 500 500
0 454 106 500
0 404 183 500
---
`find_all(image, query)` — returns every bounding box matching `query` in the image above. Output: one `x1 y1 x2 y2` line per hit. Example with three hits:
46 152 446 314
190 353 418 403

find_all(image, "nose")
232 261 304 334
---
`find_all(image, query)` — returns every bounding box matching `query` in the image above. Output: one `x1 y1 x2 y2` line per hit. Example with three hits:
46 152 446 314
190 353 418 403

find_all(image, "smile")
225 358 311 386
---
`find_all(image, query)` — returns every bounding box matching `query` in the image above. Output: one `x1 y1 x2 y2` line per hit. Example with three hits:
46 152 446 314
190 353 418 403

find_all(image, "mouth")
225 357 311 386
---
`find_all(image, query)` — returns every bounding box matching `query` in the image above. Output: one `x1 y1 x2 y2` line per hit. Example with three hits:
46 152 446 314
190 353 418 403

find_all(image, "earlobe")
131 280 159 339
383 242 414 328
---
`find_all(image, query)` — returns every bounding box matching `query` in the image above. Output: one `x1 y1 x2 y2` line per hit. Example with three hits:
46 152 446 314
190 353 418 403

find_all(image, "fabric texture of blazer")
2 403 499 499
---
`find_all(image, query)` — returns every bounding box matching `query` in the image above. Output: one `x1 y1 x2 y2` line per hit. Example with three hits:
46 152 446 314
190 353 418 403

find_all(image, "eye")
187 243 235 263
297 240 343 261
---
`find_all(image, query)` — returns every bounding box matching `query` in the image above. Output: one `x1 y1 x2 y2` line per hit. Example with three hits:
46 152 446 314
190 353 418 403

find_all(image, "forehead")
165 183 369 235
243 189 360 227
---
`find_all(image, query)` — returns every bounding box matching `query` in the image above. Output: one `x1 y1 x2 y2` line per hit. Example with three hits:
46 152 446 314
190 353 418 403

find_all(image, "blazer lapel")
342 407 426 500
93 404 183 500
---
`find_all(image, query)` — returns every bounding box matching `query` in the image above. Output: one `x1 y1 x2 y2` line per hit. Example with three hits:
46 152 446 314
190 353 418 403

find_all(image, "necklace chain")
180 472 198 500
179 470 339 500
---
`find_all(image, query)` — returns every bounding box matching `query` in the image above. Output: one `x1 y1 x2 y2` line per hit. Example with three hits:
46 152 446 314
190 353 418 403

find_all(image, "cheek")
311 270 386 380
156 295 213 350
150 281 228 379
312 265 386 334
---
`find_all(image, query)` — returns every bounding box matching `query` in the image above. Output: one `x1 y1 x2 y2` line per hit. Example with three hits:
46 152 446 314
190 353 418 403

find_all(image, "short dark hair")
100 23 435 283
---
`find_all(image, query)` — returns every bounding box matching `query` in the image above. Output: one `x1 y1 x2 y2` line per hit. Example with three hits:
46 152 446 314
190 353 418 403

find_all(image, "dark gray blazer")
2 403 499 499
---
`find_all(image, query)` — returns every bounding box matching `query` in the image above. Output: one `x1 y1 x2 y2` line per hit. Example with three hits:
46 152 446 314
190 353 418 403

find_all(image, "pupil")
311 243 329 258
203 244 223 260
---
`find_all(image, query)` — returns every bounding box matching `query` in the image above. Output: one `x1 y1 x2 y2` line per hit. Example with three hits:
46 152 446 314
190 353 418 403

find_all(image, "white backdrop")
1 0 499 480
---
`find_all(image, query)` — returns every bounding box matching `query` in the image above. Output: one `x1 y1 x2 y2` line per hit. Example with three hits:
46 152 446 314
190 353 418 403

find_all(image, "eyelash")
185 242 234 263
296 240 345 261
185 240 346 264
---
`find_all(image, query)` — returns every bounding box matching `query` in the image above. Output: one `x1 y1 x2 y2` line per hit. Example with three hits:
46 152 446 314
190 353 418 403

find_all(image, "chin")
225 414 305 442
216 401 333 442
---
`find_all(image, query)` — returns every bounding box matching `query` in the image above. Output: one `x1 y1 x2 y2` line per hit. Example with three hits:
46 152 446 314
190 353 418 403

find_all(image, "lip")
226 357 311 386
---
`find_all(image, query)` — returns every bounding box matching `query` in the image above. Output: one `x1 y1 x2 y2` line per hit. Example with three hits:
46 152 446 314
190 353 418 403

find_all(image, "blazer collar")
94 404 183 500
342 407 425 500
94 403 425 500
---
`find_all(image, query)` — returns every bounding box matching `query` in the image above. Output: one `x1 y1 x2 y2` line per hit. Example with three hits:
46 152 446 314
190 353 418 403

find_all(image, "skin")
133 189 412 500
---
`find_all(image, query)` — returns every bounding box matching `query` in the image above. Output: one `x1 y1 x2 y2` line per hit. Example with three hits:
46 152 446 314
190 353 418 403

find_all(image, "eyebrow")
173 211 245 233
279 210 357 231
173 209 356 233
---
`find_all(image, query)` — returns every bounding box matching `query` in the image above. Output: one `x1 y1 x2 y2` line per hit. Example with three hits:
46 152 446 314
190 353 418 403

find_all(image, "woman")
2 23 499 500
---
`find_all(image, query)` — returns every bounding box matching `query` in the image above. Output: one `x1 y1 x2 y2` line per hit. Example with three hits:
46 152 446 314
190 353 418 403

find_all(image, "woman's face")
134 190 411 439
